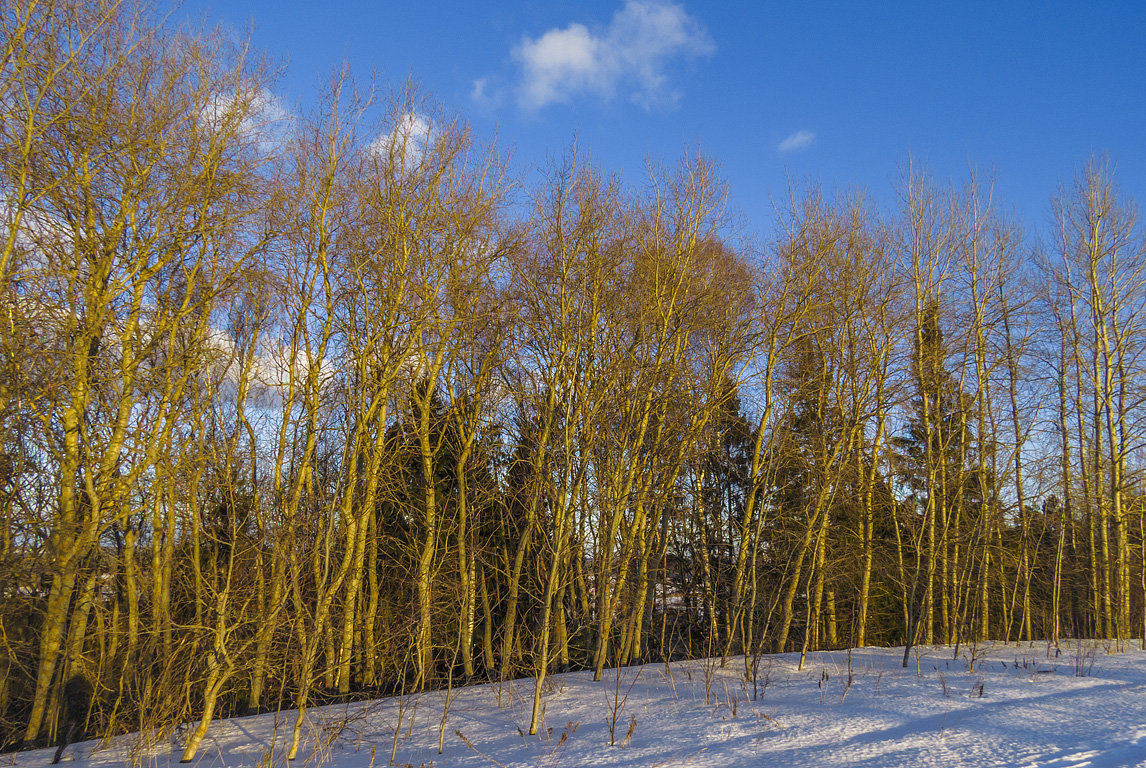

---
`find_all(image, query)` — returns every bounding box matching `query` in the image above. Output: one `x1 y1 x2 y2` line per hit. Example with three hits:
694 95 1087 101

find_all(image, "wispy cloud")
471 78 489 103
512 0 714 110
777 130 815 154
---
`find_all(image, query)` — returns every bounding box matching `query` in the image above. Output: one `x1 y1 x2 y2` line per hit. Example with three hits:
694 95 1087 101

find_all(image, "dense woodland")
4 0 1146 758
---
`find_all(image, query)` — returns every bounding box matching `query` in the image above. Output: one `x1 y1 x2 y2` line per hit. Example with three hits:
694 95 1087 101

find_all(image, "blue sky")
181 0 1146 242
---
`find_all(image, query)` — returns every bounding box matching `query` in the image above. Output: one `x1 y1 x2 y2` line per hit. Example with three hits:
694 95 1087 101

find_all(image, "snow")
14 642 1146 768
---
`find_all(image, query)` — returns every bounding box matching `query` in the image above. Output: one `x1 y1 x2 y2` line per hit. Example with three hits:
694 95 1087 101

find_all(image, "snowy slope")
14 642 1146 768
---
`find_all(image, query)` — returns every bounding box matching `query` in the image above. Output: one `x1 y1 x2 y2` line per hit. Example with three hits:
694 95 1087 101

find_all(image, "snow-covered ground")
13 642 1146 768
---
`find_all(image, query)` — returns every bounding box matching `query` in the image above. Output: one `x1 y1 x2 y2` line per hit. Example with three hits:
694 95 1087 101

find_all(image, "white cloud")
513 0 714 110
368 112 433 167
777 130 815 154
201 88 291 151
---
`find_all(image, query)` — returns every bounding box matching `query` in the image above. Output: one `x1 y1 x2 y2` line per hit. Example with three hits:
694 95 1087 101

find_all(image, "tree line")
3 0 1146 756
